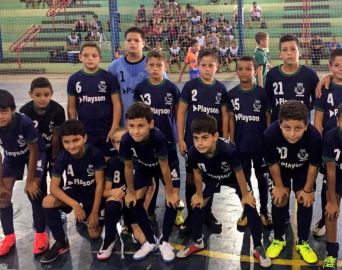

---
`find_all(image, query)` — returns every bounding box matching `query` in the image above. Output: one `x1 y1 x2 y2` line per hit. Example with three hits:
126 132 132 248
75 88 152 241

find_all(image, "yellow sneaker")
175 210 184 226
296 241 318 264
266 239 286 259
237 212 248 228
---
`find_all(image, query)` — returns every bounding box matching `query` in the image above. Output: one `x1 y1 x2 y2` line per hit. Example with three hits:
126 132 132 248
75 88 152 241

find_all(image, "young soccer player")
40 120 105 263
177 39 201 82
176 115 271 268
263 101 321 264
67 42 121 158
0 89 48 256
20 77 66 195
321 103 342 270
119 102 180 262
177 50 229 234
168 42 182 72
227 56 272 228
134 50 183 225
254 31 270 87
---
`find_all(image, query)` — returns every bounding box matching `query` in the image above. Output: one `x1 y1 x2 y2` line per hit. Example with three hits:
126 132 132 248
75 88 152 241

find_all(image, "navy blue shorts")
240 153 268 176
87 133 114 158
202 177 246 200
275 175 313 193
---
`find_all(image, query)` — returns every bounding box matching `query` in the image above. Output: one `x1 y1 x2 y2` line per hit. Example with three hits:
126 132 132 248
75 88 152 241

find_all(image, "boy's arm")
50 176 79 207
177 63 187 83
107 93 122 141
159 159 179 208
297 164 318 208
177 101 188 155
268 162 289 206
25 143 40 199
265 111 271 127
67 95 77 119
228 112 235 143
51 127 61 163
256 65 264 87
221 105 229 139
313 110 324 136
87 169 104 228
234 169 256 208
103 181 125 200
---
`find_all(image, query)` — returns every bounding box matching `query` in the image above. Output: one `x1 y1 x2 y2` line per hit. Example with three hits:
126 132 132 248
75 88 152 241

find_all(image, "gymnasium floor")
0 75 340 270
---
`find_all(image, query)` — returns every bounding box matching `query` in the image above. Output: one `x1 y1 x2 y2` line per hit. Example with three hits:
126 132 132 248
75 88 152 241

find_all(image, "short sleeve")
322 135 335 162
119 133 133 161
23 119 39 144
180 81 192 104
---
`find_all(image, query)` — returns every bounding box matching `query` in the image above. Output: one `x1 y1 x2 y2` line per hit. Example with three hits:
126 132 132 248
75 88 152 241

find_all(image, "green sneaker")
323 256 337 270
266 239 286 259
296 241 318 264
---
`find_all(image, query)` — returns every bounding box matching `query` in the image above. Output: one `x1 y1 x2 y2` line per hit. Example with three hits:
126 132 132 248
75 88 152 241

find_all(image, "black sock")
191 205 206 241
185 183 196 220
205 194 214 217
131 199 155 244
326 241 339 258
148 179 159 217
161 204 177 243
28 194 45 233
45 208 66 243
297 203 312 243
272 204 287 240
256 171 268 215
0 204 14 235
245 205 262 247
104 201 122 245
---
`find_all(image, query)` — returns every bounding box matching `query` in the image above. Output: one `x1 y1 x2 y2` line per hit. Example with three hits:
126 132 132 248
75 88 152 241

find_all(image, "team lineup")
1 26 342 270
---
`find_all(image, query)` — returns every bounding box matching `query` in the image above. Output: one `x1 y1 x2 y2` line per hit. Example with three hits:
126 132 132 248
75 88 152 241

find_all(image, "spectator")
168 42 181 72
218 42 229 72
190 12 201 25
206 31 220 49
310 34 324 65
196 32 206 49
247 1 262 28
89 15 102 31
185 3 193 19
154 41 163 53
114 45 124 59
74 14 88 32
152 3 163 24
136 4 147 24
90 27 101 42
328 35 341 53
228 40 239 71
232 4 245 28
66 31 80 51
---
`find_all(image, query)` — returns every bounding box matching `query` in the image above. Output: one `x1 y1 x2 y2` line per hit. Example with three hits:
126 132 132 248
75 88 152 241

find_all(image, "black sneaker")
179 216 191 235
205 212 222 233
40 240 70 263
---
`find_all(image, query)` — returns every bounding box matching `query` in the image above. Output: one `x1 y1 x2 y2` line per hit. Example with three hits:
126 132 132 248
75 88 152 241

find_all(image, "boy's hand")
315 74 331 98
87 211 99 229
111 185 126 201
325 201 339 221
178 139 187 156
125 191 137 208
191 193 204 208
271 186 289 207
297 190 315 207
24 180 40 199
72 203 86 222
165 189 179 209
106 128 116 143
241 192 256 208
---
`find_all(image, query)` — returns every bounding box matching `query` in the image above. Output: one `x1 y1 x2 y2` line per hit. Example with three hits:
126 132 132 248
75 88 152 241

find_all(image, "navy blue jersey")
265 65 319 122
227 84 270 153
180 78 229 146
67 68 118 136
20 100 65 155
322 127 342 180
188 139 241 182
134 79 180 145
105 154 126 189
119 128 169 172
52 144 106 193
263 121 322 178
314 82 342 135
0 112 45 159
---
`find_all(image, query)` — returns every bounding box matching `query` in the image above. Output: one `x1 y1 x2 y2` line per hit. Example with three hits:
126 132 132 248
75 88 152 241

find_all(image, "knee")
0 193 12 208
42 195 58 208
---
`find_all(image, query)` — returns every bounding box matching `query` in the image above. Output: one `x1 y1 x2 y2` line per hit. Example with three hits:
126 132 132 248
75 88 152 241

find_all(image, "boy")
321 104 342 270
253 32 270 87
176 115 271 268
0 89 48 256
134 50 183 225
67 42 121 158
177 39 200 82
119 102 179 262
168 42 181 73
20 77 66 195
263 101 321 264
227 56 272 228
40 120 105 263
265 34 319 122
177 50 229 234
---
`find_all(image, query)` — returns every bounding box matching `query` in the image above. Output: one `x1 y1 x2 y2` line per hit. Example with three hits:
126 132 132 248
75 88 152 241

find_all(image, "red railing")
47 0 71 29
9 24 41 69
301 0 311 64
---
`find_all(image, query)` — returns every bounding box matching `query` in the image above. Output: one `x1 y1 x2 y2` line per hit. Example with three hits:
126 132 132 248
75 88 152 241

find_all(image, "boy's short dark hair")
279 100 308 125
190 115 217 135
30 77 52 92
124 26 145 40
238 56 256 69
329 48 342 65
60 119 86 137
279 34 300 51
126 102 153 123
190 39 199 47
146 49 165 63
337 102 342 119
255 31 268 45
80 42 101 55
0 89 16 110
198 49 219 64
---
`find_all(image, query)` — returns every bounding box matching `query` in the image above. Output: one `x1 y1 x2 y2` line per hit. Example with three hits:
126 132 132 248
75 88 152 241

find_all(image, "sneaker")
159 241 175 262
133 240 157 261
39 240 70 263
179 216 191 235
205 212 222 233
0 234 16 256
97 239 115 260
296 240 318 264
237 212 248 228
253 245 272 268
33 232 49 255
175 210 184 226
176 238 204 258
260 213 273 228
323 255 337 270
313 218 326 237
266 239 286 259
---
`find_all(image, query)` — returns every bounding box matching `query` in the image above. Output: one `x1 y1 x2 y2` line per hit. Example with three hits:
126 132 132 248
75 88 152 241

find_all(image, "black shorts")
240 153 268 177
251 16 261 21
274 175 314 193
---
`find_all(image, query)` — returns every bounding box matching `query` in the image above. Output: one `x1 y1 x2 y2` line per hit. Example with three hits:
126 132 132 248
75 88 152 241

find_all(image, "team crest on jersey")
17 135 26 147
165 93 173 105
294 83 305 97
221 161 230 173
87 164 95 177
253 100 261 112
297 149 308 162
215 92 222 104
98 81 107 93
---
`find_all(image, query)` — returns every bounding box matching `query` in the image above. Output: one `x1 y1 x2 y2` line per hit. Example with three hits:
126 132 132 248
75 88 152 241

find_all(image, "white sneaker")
253 245 272 268
97 240 115 260
313 219 326 237
133 240 157 260
159 241 175 262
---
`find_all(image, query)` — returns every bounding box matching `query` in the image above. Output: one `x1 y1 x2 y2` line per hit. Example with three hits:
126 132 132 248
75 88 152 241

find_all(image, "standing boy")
254 31 270 87
177 39 201 82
